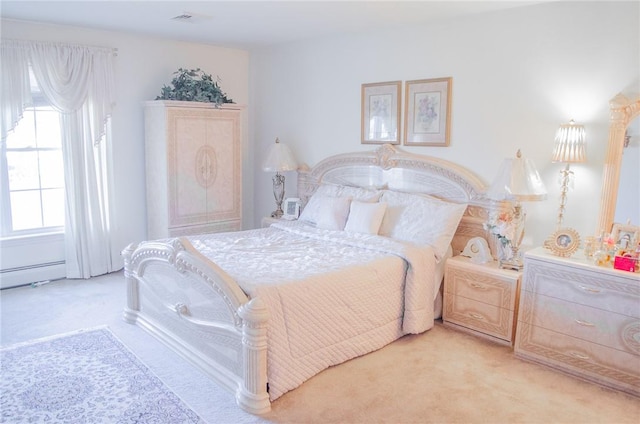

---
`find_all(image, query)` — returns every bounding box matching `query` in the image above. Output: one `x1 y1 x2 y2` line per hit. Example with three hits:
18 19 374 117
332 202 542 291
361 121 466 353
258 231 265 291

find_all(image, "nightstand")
443 255 522 346
261 216 280 228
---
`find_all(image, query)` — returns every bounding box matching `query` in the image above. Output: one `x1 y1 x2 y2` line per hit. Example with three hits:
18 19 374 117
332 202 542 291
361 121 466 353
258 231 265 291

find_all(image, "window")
1 92 65 237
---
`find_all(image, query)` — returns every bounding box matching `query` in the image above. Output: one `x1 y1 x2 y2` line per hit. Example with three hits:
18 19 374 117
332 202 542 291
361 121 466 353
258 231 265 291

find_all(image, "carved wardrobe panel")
144 101 242 239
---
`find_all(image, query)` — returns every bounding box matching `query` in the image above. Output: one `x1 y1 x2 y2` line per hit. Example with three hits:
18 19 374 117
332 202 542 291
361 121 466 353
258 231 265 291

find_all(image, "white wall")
1 19 250 284
1 1 638 283
250 1 639 250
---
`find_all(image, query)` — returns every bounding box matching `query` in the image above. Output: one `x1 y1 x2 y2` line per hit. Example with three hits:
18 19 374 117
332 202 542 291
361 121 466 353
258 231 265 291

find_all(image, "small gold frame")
610 223 639 248
544 227 581 257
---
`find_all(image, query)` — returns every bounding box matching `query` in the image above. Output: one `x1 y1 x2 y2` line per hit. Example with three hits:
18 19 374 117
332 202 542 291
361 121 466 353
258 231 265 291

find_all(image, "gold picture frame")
404 77 452 146
544 227 581 257
361 81 401 145
611 222 639 248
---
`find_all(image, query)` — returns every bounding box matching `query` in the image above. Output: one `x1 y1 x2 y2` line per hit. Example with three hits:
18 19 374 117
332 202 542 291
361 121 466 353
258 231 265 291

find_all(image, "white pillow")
315 196 353 230
344 201 388 234
379 190 467 259
299 184 343 225
299 184 381 225
340 185 383 202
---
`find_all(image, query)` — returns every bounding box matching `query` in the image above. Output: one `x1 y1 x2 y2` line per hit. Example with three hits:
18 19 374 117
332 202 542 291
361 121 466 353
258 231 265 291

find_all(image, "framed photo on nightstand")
283 198 300 220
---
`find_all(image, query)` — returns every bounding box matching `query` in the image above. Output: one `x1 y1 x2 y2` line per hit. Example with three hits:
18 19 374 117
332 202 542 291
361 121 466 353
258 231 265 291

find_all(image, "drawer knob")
469 312 485 320
469 282 488 290
575 319 595 328
569 352 590 360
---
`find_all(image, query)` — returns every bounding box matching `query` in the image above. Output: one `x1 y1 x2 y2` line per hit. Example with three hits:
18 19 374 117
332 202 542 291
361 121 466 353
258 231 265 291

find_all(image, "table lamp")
262 138 298 218
551 119 586 227
487 149 547 270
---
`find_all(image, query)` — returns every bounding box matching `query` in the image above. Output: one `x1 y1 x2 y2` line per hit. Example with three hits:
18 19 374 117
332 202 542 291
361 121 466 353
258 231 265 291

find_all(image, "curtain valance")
0 39 116 144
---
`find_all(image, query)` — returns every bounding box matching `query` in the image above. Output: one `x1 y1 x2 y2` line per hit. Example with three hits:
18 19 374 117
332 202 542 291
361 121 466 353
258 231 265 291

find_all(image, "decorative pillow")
379 190 467 259
315 196 353 230
340 185 383 202
299 184 381 225
298 184 343 225
344 201 388 235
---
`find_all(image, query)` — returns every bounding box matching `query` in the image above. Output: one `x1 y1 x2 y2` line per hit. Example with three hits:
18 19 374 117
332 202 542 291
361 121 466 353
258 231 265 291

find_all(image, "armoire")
143 100 243 240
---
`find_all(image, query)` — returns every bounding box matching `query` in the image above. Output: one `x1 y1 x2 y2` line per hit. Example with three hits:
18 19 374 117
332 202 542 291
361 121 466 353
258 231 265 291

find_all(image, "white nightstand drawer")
444 295 515 341
445 265 517 310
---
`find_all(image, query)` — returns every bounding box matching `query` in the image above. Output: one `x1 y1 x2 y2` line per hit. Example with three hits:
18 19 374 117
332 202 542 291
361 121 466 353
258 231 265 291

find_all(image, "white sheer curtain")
1 39 118 278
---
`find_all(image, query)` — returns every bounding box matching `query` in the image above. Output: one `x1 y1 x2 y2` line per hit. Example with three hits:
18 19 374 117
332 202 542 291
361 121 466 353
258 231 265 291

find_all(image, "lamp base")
270 172 286 220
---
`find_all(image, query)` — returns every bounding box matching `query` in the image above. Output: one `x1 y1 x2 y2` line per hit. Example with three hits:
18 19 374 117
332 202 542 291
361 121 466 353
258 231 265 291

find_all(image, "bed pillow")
315 196 353 230
299 184 381 225
344 201 388 235
340 185 383 202
298 184 343 225
379 190 467 259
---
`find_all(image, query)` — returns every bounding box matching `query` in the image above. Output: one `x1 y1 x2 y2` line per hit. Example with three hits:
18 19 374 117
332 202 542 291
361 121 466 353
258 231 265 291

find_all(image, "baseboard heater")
0 261 66 289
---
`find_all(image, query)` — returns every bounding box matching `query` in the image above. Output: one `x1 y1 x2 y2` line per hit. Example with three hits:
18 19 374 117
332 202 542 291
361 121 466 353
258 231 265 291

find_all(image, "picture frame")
544 227 581 257
404 77 452 146
361 81 401 145
282 197 301 220
611 223 639 248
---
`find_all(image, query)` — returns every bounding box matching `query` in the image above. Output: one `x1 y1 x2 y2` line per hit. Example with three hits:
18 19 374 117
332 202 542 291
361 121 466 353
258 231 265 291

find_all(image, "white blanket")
188 221 436 400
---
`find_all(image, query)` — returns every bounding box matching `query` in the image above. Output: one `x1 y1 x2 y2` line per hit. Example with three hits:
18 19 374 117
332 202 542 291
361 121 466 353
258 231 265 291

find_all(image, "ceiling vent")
171 13 193 22
170 11 211 24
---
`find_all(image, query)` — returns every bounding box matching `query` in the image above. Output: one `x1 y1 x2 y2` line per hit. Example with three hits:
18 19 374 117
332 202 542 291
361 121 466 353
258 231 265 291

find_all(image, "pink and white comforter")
188 221 437 400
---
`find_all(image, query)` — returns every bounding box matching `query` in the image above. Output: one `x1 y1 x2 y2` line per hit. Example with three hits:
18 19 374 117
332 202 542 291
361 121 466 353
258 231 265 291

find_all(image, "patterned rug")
0 328 204 423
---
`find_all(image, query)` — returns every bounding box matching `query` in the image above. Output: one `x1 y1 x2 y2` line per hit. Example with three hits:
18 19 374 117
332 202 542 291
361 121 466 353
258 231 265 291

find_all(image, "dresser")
144 101 242 239
515 247 640 396
443 255 522 346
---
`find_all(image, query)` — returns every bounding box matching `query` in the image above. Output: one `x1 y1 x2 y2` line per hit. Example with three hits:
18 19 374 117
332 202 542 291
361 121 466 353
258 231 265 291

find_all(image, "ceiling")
1 1 547 49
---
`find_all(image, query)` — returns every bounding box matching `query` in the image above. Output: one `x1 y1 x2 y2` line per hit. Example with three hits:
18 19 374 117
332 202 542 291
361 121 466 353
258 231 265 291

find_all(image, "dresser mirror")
596 94 640 236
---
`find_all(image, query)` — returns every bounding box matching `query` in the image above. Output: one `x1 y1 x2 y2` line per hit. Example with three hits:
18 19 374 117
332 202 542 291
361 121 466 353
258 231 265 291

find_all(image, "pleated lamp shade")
552 120 587 163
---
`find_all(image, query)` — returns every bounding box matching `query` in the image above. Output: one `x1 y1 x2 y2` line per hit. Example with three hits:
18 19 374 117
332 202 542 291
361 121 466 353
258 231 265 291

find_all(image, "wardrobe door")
167 106 242 236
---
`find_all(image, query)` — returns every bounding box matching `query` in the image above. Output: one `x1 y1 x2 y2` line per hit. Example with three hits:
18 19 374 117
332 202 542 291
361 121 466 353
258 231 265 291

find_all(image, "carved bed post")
236 297 270 414
122 242 140 323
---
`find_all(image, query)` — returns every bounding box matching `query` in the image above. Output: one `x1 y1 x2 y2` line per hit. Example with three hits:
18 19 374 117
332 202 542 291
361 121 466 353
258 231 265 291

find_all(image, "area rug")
0 327 205 423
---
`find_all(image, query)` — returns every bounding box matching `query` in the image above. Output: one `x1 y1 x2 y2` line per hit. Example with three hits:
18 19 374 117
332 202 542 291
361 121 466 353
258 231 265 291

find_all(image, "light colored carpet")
1 272 639 424
1 328 203 423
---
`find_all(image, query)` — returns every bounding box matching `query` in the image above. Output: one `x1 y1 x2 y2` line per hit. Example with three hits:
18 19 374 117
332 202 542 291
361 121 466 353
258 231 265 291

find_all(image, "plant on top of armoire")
155 68 234 105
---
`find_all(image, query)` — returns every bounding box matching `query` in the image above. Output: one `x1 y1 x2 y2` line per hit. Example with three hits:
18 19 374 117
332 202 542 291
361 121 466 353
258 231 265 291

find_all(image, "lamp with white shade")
487 149 547 271
551 119 587 228
262 138 298 218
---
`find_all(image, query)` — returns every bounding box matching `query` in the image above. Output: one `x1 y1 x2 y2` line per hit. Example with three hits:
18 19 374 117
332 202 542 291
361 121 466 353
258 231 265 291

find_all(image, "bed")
123 144 495 414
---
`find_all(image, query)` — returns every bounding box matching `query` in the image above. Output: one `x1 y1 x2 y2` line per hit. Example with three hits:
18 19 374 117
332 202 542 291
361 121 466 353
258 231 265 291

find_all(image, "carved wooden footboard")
122 238 271 414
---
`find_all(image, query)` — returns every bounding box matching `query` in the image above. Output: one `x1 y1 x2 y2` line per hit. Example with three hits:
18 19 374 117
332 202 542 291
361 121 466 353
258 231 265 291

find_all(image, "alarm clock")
461 237 492 264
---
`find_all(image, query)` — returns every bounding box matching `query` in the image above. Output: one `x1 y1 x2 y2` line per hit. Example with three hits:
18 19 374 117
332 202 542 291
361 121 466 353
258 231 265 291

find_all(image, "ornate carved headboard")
297 144 495 256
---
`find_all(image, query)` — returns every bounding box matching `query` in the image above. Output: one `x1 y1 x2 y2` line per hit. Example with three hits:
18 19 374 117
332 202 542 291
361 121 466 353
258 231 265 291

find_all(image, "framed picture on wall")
404 77 452 146
361 81 401 145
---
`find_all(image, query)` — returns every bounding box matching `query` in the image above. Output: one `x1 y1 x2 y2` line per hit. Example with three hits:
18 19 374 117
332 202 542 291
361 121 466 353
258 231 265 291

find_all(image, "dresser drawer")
520 291 640 356
516 323 640 396
523 258 640 318
445 263 517 310
444 294 514 341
